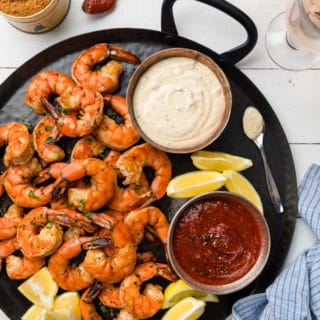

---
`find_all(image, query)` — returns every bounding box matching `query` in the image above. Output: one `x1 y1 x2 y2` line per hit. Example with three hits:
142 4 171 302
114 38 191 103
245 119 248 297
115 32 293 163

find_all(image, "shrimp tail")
82 237 113 250
90 212 115 229
40 97 61 121
82 281 103 304
47 210 96 233
108 44 141 65
51 179 69 200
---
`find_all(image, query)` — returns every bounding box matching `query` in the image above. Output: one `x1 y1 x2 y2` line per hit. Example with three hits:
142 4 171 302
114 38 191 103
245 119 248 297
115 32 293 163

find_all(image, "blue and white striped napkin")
232 164 320 320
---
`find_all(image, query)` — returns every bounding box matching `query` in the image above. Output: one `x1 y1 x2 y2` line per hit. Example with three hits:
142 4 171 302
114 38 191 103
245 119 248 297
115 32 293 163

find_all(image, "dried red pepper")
82 0 116 14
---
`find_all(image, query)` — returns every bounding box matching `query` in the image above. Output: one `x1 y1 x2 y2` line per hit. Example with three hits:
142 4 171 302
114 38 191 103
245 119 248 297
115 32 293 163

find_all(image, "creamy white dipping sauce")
133 56 227 150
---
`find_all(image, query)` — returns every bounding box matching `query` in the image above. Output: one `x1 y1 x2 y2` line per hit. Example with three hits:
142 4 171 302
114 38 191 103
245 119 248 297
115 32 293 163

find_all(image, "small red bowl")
166 191 270 295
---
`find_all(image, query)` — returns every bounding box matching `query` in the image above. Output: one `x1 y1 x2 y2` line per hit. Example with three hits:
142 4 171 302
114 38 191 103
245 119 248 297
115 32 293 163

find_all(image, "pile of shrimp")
0 43 177 319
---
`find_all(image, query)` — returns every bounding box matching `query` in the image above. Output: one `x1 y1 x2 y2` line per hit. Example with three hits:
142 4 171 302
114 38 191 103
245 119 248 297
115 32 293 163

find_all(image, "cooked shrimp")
70 135 108 161
6 255 45 280
105 151 152 212
4 157 61 207
124 206 169 245
80 286 103 320
83 219 137 283
116 143 172 202
63 226 87 241
0 204 24 240
48 236 111 291
25 70 75 115
33 161 67 185
32 115 65 163
48 207 97 234
32 162 75 210
41 85 104 138
16 207 64 258
0 237 18 258
71 43 140 93
93 94 140 151
119 262 177 319
99 283 122 308
52 158 117 212
16 206 94 259
0 122 34 167
80 283 138 320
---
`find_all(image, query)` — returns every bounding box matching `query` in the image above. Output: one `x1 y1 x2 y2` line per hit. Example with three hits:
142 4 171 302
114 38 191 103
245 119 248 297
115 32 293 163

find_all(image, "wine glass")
265 0 320 70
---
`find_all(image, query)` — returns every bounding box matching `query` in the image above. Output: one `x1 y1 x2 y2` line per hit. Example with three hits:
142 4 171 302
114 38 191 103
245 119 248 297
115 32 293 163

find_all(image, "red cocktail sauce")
172 195 262 286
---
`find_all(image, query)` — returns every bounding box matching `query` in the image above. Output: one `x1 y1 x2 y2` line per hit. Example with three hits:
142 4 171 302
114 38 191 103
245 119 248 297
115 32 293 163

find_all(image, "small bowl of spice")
0 0 70 33
126 47 232 154
166 191 270 295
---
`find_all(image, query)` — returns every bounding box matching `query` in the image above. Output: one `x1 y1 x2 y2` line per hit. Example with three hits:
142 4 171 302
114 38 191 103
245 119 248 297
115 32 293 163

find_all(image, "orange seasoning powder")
0 0 51 17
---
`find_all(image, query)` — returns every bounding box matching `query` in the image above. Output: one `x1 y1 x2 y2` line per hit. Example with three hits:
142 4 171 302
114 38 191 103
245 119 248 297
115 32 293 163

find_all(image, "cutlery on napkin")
232 164 320 319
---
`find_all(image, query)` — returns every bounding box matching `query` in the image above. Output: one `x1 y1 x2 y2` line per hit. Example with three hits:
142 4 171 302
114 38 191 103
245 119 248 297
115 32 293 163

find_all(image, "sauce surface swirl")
172 196 262 286
133 56 226 150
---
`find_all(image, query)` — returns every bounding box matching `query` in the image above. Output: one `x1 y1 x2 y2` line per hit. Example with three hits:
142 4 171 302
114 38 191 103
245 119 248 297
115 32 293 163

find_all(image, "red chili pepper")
82 0 116 14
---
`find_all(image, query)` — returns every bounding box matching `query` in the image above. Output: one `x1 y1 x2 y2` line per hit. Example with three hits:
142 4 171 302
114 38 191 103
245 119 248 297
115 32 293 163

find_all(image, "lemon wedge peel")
222 170 264 214
166 171 227 198
191 150 253 172
18 267 58 309
161 297 206 320
162 279 219 309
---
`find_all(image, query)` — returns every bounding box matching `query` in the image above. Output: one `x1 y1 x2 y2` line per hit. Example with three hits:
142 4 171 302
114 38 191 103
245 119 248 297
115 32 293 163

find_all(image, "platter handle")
161 0 258 64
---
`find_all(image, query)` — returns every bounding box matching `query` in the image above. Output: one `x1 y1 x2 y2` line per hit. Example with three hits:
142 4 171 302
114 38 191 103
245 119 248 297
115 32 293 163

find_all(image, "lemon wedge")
21 305 53 320
162 279 219 309
191 150 253 171
222 170 263 213
18 267 58 309
49 291 81 320
166 171 226 198
161 297 206 320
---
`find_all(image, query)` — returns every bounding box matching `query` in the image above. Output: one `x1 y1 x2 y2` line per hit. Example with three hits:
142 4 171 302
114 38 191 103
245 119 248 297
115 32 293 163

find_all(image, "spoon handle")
259 145 284 213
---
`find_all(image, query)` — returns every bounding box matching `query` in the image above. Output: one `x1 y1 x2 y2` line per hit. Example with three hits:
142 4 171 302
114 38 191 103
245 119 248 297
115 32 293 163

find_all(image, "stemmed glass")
265 0 320 70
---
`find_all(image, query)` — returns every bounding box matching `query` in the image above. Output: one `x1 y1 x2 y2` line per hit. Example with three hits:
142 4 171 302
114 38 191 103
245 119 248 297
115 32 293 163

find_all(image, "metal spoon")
243 106 284 213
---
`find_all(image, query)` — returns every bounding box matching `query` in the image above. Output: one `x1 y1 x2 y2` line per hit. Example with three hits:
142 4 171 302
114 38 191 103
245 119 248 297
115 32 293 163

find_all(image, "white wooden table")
0 0 318 319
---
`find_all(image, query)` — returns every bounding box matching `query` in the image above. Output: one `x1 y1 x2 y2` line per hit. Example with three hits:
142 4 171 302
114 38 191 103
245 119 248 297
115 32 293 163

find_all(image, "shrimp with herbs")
80 283 138 320
93 94 140 151
71 43 140 93
0 122 34 167
116 143 172 203
0 237 18 259
32 115 65 163
52 157 117 212
48 236 111 291
25 70 75 115
4 157 62 207
80 284 104 320
119 262 177 319
16 206 95 259
41 85 104 138
83 216 137 284
16 207 64 258
70 134 108 161
0 204 24 240
5 255 45 280
124 206 169 245
105 151 152 212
